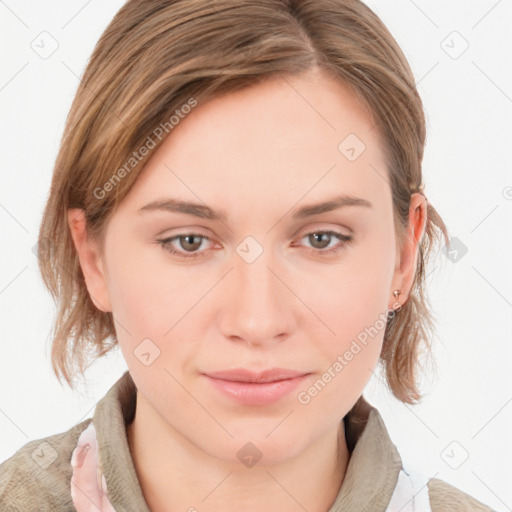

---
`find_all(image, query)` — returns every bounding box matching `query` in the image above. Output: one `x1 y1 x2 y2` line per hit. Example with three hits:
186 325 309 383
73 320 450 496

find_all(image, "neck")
126 390 350 512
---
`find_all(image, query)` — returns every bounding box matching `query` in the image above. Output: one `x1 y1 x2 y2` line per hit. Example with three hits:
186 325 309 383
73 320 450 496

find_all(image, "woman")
0 0 497 510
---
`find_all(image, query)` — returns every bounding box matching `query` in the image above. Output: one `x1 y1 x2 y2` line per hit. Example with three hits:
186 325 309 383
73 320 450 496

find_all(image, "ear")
67 208 112 313
389 193 428 310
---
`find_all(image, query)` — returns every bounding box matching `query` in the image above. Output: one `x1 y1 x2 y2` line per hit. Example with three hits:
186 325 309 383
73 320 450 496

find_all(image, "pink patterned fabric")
70 421 116 511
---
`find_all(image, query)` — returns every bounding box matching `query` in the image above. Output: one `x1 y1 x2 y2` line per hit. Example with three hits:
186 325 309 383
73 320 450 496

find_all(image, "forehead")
163 68 380 158
119 68 389 218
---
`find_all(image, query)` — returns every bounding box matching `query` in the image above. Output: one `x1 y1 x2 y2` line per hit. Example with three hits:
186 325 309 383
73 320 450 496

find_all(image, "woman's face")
71 67 423 465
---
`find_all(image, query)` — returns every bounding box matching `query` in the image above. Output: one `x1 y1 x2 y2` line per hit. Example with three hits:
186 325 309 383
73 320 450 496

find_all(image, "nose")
217 243 295 347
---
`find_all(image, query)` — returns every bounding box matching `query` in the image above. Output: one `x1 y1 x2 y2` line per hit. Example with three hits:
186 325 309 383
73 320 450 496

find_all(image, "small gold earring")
393 290 401 298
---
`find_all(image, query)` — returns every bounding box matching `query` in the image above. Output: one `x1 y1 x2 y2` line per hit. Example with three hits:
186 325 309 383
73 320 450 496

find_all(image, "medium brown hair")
38 0 449 403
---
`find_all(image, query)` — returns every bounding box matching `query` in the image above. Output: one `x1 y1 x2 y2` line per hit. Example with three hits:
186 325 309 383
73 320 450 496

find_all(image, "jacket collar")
94 370 402 511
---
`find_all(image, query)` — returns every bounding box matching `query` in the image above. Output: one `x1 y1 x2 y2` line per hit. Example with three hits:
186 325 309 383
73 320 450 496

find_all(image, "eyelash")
156 230 353 260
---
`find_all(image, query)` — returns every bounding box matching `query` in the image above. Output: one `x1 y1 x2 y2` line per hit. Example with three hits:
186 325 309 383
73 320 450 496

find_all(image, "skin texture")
68 67 427 512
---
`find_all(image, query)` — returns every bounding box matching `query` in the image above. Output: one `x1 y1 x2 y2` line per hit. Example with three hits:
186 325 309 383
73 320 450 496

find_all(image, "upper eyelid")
159 223 351 240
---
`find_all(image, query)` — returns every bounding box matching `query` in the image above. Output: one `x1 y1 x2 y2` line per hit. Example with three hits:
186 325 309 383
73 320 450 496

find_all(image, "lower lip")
203 374 309 406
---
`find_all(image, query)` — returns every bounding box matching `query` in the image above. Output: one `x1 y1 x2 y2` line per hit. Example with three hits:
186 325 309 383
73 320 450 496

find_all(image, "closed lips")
204 368 309 383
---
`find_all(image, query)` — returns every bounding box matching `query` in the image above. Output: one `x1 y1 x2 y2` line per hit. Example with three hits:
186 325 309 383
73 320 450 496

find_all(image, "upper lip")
204 368 309 383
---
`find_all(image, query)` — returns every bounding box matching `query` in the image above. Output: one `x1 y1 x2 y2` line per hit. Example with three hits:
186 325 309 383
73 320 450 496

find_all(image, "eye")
157 229 353 260
157 233 214 260
295 230 353 256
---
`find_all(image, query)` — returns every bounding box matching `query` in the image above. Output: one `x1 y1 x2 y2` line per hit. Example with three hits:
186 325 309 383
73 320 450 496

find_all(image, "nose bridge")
220 237 291 344
236 240 281 313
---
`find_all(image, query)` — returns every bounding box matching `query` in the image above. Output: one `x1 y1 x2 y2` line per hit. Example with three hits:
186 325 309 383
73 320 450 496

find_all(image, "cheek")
104 235 183 328
101 238 170 355
318 231 394 331
349 223 396 317
302 289 388 418
104 239 212 367
309 229 395 390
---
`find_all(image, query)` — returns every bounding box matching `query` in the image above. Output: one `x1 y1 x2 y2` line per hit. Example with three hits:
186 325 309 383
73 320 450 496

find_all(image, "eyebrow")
137 194 372 222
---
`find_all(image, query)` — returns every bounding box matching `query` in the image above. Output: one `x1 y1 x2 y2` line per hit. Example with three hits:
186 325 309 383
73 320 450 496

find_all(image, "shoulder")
428 476 496 511
0 417 92 512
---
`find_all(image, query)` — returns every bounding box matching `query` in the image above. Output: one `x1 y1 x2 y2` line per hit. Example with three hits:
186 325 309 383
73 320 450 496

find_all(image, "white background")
0 1 511 510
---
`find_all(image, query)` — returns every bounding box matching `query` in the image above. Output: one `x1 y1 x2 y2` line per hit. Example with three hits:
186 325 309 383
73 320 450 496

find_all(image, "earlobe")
67 208 112 313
